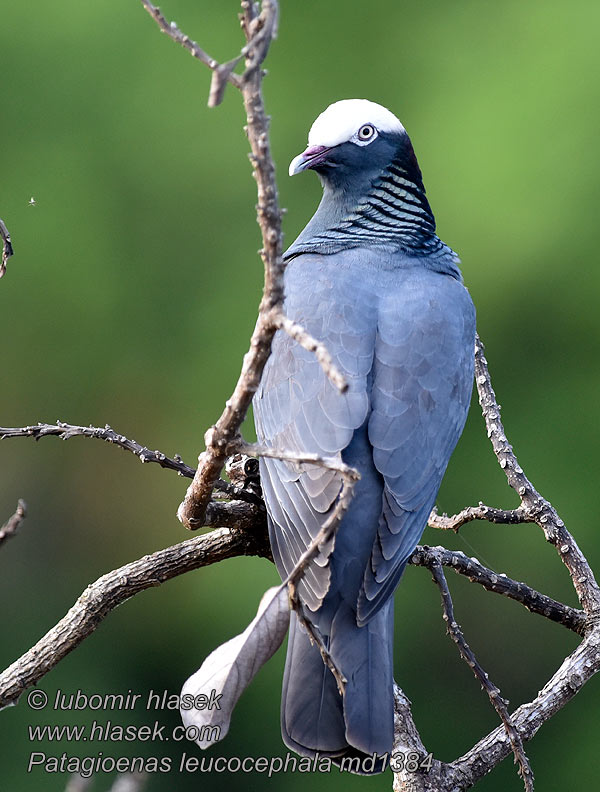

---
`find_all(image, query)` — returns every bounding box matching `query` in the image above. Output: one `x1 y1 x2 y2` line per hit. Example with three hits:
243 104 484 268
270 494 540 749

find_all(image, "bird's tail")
280 600 394 774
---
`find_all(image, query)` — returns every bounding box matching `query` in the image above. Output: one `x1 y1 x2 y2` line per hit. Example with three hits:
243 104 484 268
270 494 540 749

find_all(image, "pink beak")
288 145 330 176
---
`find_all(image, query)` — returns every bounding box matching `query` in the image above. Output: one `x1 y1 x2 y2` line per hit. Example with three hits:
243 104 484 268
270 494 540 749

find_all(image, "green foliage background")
1 1 599 789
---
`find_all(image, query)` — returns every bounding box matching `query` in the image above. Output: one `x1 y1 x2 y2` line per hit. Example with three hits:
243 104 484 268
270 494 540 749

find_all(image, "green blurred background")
1 0 599 789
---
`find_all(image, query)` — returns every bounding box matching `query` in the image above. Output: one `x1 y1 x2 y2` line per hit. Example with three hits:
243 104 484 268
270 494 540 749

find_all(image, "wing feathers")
253 256 475 627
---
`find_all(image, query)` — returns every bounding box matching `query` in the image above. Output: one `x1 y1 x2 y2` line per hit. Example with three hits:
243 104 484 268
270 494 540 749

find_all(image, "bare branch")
475 335 600 615
0 217 14 279
390 339 600 790
141 0 278 109
239 1 279 82
428 503 531 532
173 0 285 530
411 545 585 636
0 482 594 791
240 441 358 479
428 560 534 792
0 520 269 709
0 500 27 548
139 1 242 96
0 422 262 506
138 4 353 695
1 421 195 474
269 308 348 393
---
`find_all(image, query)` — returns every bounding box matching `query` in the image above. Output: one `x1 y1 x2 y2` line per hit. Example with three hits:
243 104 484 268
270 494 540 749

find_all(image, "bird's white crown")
307 99 405 148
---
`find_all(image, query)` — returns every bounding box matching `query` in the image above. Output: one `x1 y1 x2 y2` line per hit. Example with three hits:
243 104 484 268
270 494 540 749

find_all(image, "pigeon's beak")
288 145 330 176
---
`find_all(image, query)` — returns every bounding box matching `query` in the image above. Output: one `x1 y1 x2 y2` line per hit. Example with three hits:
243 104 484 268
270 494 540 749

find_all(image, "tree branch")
239 441 357 478
165 0 285 530
0 519 269 710
428 503 532 532
410 545 585 636
140 1 242 97
391 340 600 791
0 422 262 507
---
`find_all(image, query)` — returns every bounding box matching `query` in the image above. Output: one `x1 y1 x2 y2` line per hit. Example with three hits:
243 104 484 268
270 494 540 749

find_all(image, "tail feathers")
281 612 347 754
332 599 394 754
281 602 394 773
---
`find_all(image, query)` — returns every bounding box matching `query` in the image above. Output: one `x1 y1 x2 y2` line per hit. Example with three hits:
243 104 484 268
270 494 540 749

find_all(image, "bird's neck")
285 157 459 274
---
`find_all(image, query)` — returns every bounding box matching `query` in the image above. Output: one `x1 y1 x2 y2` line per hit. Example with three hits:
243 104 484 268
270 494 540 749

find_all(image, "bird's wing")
254 258 377 611
358 270 475 625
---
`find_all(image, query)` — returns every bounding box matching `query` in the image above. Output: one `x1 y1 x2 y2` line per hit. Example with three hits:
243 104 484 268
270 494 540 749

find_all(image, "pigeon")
253 99 475 770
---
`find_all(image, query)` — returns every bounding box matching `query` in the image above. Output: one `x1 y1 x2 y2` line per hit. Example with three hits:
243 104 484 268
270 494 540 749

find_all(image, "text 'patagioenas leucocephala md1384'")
253 99 476 770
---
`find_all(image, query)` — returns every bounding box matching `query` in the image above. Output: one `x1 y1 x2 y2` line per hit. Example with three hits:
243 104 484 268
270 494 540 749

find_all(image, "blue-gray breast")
253 99 476 770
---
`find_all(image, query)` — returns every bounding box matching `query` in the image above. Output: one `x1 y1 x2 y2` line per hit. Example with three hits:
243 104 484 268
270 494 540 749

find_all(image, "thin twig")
428 503 532 532
269 308 348 393
0 500 27 548
428 560 534 791
208 55 243 107
0 217 13 279
240 442 357 478
140 0 242 97
0 423 262 506
174 0 286 530
239 1 279 82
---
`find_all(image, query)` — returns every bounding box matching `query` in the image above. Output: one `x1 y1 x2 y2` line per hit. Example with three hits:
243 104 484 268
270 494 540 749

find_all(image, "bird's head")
288 99 422 193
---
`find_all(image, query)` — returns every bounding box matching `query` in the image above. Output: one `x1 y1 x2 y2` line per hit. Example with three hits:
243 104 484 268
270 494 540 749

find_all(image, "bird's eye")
358 124 376 141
